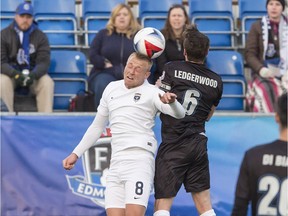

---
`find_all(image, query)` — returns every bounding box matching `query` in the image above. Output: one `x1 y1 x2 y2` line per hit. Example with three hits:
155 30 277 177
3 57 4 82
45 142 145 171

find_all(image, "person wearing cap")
0 2 54 112
245 0 288 113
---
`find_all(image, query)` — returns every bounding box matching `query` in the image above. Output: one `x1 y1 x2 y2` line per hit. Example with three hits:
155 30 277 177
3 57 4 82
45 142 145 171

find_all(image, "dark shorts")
154 133 210 199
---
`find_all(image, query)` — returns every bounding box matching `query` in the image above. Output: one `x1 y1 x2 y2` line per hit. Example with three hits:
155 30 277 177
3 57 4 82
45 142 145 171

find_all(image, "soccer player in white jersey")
62 52 185 216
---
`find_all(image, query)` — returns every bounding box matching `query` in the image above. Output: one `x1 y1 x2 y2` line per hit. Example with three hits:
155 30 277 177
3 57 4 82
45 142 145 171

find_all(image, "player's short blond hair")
129 52 153 72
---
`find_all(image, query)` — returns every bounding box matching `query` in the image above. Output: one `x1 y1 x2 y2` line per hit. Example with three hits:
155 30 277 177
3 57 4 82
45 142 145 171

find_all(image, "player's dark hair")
182 24 210 62
277 92 287 128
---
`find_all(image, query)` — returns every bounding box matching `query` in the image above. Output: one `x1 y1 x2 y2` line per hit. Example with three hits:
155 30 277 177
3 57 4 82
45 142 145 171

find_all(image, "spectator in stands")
0 2 54 113
231 92 287 215
245 0 287 113
88 3 140 111
154 4 190 84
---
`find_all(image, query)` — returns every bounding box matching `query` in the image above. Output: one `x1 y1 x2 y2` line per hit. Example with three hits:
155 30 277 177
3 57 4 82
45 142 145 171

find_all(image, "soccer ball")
133 27 165 59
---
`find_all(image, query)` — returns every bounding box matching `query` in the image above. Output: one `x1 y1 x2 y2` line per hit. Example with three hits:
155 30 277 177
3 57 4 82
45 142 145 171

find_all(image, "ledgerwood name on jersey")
174 70 218 88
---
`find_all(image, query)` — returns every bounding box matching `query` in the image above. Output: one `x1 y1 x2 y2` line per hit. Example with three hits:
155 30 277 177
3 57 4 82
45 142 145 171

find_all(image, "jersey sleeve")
97 82 111 116
73 83 111 157
231 152 250 214
73 113 109 157
159 63 173 92
213 79 223 107
231 197 249 215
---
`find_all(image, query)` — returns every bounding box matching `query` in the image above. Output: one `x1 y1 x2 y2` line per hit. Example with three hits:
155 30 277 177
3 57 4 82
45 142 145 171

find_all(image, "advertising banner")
1 114 277 215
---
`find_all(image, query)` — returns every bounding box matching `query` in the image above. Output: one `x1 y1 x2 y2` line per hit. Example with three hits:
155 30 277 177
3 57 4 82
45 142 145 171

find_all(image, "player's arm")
159 92 177 104
157 92 185 119
154 65 184 118
62 113 108 170
231 153 250 215
206 105 216 121
231 197 249 215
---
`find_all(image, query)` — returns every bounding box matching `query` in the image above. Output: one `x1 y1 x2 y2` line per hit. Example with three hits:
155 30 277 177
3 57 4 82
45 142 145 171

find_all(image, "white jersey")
73 79 185 158
99 80 177 156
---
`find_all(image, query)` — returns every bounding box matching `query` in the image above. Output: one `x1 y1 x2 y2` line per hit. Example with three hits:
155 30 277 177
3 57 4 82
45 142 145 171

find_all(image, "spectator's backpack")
69 90 95 112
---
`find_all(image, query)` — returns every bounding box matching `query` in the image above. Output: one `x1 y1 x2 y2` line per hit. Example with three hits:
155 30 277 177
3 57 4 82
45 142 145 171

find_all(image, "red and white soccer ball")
133 27 166 59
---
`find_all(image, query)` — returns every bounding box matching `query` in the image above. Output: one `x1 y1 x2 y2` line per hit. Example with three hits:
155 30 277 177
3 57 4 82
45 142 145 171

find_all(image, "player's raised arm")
62 112 108 170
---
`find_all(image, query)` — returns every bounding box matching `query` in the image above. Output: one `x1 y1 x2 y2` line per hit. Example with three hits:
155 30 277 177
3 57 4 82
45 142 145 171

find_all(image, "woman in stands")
154 4 190 84
88 4 140 111
245 0 287 112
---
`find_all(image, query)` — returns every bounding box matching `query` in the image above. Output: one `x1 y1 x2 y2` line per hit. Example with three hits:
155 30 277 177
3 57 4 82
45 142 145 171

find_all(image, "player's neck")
279 128 288 142
189 60 204 64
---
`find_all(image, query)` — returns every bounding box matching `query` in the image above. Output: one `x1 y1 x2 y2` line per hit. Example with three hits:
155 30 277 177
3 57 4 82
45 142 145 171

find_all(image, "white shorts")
104 148 155 209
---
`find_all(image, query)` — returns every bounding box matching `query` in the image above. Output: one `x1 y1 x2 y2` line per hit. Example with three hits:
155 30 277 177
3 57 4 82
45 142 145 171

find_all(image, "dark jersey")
159 61 223 143
232 140 288 216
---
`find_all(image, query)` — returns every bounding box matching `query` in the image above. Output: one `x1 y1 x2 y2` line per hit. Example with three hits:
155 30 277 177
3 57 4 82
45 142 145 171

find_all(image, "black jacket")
1 21 50 80
88 29 135 82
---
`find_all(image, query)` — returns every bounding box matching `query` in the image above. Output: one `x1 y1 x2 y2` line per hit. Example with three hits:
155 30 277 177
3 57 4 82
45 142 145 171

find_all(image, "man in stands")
0 2 54 112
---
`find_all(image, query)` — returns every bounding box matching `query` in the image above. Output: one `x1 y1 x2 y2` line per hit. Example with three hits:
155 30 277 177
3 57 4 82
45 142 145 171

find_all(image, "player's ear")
275 112 280 124
145 71 151 79
205 48 209 57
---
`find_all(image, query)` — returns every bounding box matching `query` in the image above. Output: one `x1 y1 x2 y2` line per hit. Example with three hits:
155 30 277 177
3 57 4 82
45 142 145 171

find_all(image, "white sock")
200 209 216 216
153 210 170 216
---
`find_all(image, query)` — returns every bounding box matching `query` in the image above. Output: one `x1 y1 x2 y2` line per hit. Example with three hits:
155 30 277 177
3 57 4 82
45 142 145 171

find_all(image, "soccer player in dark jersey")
231 92 288 216
153 25 223 216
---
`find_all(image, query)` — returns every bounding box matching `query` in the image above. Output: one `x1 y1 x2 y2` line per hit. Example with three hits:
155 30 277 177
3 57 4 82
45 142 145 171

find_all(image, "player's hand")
62 153 78 170
159 92 177 104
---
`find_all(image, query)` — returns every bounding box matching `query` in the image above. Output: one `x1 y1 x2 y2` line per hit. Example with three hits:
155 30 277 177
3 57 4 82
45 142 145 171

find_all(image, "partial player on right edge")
231 92 287 216
153 24 223 216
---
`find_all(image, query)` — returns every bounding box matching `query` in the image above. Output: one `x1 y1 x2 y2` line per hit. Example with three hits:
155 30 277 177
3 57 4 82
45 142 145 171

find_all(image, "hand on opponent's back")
159 92 177 104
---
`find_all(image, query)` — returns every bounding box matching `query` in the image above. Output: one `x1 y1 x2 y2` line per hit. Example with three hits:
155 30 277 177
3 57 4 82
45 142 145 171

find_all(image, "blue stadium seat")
82 0 125 47
188 0 235 49
33 0 79 48
206 51 246 111
238 0 266 47
139 0 182 30
0 0 23 30
49 50 88 111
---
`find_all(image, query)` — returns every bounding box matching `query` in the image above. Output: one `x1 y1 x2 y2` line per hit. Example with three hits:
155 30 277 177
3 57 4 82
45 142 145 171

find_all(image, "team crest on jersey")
134 93 141 102
65 128 112 207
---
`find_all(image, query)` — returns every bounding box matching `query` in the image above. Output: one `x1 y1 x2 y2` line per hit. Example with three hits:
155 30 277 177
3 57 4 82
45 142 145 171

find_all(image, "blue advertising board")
1 114 277 215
